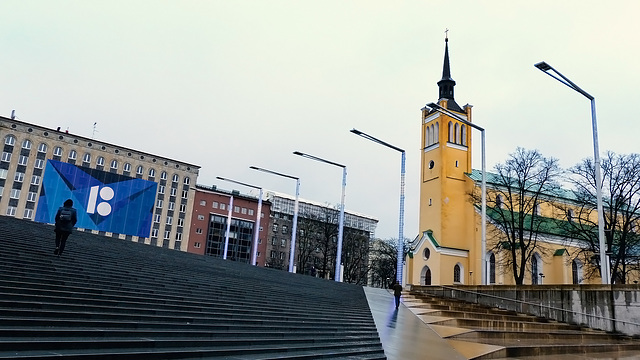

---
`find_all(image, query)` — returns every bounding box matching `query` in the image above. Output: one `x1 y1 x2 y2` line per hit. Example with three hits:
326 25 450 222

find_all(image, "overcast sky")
2 1 639 240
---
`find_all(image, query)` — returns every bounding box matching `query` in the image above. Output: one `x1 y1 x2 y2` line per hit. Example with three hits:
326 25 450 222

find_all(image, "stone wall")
410 284 640 336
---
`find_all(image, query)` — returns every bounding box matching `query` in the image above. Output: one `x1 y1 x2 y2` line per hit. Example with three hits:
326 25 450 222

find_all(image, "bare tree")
341 228 371 285
369 237 410 288
472 147 563 285
563 152 640 283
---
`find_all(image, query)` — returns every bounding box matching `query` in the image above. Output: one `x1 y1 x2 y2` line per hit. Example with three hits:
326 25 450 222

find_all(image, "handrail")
414 285 640 330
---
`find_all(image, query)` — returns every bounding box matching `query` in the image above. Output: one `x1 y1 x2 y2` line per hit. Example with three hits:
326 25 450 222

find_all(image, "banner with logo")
34 160 157 237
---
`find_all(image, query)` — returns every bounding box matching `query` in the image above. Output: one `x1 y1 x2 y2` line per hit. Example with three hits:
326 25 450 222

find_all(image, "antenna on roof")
10 110 15 120
92 122 97 139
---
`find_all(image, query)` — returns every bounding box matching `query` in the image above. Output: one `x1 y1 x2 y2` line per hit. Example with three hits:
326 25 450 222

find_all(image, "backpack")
59 208 73 223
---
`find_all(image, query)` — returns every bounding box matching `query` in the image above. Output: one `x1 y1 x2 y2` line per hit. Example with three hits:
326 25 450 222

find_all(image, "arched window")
434 122 439 143
572 259 583 284
461 124 467 146
22 139 32 150
489 252 496 284
68 150 77 160
183 177 190 185
38 143 48 153
4 135 16 146
448 121 454 142
161 171 167 180
426 125 432 146
148 168 156 178
454 123 460 144
96 156 105 166
567 209 574 223
110 159 118 170
421 266 432 285
531 253 542 284
53 146 63 157
137 165 144 175
454 264 461 283
123 163 131 172
172 174 179 183
82 153 91 163
496 194 503 209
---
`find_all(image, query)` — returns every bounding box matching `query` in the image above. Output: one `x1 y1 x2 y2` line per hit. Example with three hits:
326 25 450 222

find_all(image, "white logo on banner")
87 185 115 216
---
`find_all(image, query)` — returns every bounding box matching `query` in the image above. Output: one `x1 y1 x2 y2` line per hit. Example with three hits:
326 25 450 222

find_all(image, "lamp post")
293 151 346 282
350 128 405 285
250 166 300 273
425 102 487 285
534 61 609 284
216 176 263 266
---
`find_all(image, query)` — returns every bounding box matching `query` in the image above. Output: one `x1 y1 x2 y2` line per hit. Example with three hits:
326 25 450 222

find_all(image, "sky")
2 1 639 240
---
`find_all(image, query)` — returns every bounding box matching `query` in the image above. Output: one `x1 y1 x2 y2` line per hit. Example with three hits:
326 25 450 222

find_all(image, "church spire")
437 31 462 112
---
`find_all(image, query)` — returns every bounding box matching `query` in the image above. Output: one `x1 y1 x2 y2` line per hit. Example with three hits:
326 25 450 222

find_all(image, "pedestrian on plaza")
393 281 403 309
53 199 77 257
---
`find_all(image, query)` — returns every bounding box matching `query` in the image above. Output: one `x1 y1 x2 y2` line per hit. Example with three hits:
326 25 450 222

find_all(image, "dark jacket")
393 283 403 297
54 206 78 233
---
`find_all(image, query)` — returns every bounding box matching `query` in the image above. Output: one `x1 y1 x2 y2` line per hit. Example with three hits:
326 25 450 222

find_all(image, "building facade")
187 184 270 266
0 116 200 250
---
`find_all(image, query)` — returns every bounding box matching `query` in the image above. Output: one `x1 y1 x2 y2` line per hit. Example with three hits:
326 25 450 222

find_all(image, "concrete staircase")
0 216 386 359
400 292 640 359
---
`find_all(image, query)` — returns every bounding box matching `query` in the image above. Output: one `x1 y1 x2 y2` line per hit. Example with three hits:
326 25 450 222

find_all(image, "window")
195 228 203 234
181 190 188 199
18 155 28 166
156 199 163 208
194 242 201 248
166 217 173 225
172 174 179 183
272 224 278 232
0 169 7 179
198 214 205 220
248 209 254 216
38 143 47 153
177 218 184 227
123 163 131 172
170 187 177 196
0 186 4 196
175 232 182 241
200 200 206 206
68 150 77 160
453 264 461 283
34 159 44 169
27 192 37 202
496 195 504 209
164 231 170 240
6 206 16 216
461 124 467 146
489 253 496 284
271 237 277 246
158 185 165 194
148 168 156 177
22 139 32 150
448 121 453 142
83 153 91 163
220 203 226 210
154 214 161 223
423 248 430 260
280 239 286 247
14 172 24 183
179 204 186 213
183 177 190 185
151 229 158 238
136 165 144 175
10 189 21 199
212 202 218 209
110 159 118 169
53 146 63 156
234 206 239 213
270 251 276 258
567 209 574 223
161 171 167 180
282 225 288 234
241 207 247 215
97 156 105 166
23 209 33 219
4 135 15 146
30 175 40 185
1 152 11 162
168 202 175 211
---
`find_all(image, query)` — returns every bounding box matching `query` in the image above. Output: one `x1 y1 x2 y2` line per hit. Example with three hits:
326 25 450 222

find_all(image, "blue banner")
35 160 157 237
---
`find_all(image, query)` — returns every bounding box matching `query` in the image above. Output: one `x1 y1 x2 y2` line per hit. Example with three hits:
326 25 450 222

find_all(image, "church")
405 37 606 286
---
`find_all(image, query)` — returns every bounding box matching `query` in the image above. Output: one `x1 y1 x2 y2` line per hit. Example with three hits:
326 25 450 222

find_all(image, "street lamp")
293 151 346 282
216 176 263 266
350 128 405 285
250 166 300 273
534 61 608 284
425 102 487 285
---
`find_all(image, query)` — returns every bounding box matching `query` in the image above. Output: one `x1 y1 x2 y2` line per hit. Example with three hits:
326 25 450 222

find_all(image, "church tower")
408 35 476 286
